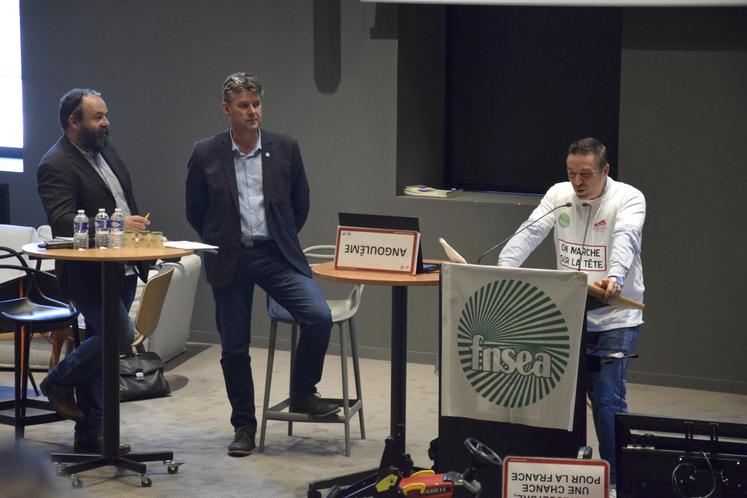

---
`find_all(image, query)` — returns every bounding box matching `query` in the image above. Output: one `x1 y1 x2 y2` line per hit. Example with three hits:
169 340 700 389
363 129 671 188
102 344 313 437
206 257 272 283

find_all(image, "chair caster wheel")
54 463 64 476
70 475 82 488
140 475 152 487
167 463 179 474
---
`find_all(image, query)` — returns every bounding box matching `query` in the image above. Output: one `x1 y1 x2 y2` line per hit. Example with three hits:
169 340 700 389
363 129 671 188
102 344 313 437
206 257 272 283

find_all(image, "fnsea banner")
441 263 587 430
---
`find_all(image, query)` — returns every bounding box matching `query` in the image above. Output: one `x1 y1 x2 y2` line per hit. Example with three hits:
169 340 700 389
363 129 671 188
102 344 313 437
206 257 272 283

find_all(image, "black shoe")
40 377 84 421
290 392 341 417
74 435 131 455
228 426 256 457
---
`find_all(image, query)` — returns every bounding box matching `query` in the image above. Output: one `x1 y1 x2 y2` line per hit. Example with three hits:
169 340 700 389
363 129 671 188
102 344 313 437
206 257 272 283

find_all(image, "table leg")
308 283 415 495
391 285 407 449
101 261 121 457
51 261 175 483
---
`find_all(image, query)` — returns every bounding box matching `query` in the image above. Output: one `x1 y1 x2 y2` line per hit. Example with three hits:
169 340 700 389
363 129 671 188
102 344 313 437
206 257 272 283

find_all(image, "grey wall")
618 8 747 392
5 2 745 393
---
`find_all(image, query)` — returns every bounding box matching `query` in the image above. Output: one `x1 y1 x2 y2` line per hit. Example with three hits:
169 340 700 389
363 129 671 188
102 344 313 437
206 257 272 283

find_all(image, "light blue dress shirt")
73 143 131 216
231 131 269 241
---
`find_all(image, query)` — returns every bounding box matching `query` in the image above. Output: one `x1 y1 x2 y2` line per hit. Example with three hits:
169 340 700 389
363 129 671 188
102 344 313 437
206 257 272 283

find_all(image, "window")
443 6 621 194
396 5 621 197
0 0 23 173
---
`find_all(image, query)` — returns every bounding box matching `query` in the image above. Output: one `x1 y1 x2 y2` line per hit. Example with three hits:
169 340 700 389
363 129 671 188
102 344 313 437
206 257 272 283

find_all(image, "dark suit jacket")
37 135 147 301
185 129 311 287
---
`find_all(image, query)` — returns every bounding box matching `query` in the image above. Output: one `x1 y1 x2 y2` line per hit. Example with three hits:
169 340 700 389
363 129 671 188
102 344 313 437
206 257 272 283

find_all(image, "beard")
80 125 110 153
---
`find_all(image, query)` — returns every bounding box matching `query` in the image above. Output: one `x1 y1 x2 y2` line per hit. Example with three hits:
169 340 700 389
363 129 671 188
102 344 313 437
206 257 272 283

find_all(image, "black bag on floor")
119 352 171 402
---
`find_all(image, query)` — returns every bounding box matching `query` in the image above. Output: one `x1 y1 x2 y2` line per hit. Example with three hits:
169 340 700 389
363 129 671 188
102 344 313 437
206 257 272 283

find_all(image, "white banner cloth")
441 263 587 431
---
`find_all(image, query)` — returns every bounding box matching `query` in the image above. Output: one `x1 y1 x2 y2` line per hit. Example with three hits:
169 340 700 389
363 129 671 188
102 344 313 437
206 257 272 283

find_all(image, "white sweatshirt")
498 177 645 332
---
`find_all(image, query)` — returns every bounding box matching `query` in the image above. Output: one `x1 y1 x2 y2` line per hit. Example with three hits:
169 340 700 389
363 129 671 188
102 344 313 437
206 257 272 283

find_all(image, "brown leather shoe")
40 377 84 421
74 435 131 455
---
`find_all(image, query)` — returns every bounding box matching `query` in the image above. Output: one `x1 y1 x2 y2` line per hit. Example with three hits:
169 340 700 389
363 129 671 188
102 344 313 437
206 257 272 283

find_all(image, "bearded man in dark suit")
186 73 338 457
37 88 150 453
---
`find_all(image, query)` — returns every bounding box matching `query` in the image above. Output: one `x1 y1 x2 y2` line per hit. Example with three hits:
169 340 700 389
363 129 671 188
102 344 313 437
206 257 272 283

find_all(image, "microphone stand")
576 202 593 272
476 202 572 264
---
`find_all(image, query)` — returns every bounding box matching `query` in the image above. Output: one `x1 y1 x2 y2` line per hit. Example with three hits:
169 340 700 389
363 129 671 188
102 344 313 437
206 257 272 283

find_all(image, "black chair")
0 247 80 439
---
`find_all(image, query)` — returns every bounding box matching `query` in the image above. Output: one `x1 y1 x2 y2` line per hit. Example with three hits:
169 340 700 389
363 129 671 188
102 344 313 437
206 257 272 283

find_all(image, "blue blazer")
185 129 311 287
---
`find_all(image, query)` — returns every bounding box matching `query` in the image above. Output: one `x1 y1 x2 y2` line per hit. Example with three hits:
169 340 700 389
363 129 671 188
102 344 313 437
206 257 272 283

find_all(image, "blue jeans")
212 243 332 431
48 273 137 438
586 326 639 487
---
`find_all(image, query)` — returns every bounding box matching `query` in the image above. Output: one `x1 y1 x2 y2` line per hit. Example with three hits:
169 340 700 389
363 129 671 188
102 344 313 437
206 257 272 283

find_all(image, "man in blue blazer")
186 73 338 457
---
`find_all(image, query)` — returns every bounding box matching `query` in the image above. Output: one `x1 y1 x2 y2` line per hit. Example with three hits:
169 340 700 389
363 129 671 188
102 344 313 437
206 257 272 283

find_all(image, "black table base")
309 285 412 496
51 261 177 486
51 450 174 475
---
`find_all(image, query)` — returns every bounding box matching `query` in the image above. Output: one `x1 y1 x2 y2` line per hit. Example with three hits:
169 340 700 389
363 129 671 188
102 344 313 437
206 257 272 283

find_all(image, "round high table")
23 243 192 486
311 261 439 450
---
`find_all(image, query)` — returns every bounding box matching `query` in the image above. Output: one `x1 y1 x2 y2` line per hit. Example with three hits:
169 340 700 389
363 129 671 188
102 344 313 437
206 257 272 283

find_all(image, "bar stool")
0 248 79 439
259 246 365 456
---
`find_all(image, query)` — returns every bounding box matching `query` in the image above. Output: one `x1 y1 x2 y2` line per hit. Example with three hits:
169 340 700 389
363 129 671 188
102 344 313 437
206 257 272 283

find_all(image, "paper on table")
164 241 219 250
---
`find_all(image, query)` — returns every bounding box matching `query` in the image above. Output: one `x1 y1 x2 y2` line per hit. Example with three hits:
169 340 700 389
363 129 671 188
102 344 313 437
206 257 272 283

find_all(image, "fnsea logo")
456 279 570 408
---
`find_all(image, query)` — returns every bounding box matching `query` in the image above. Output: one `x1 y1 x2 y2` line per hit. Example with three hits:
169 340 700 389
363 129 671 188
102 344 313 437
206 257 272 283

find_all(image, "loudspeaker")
0 183 9 224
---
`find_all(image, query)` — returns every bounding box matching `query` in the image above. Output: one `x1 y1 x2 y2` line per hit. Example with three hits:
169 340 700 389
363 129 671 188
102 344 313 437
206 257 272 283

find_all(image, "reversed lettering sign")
503 457 609 498
335 226 420 275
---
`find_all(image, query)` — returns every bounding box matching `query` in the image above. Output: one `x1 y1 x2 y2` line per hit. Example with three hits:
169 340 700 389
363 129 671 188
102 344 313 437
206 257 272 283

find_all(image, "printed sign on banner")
335 226 420 275
503 457 609 498
441 263 587 431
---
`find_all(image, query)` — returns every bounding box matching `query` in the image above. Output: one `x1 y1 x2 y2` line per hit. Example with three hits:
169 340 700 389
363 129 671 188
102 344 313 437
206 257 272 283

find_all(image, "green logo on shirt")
457 279 570 408
558 213 570 228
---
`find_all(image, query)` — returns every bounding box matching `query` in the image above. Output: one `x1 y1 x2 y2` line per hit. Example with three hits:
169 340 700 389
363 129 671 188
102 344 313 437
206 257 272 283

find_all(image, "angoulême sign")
335 226 420 275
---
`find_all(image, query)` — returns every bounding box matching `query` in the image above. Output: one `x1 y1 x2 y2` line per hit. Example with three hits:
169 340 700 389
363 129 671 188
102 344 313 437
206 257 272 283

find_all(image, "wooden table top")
22 243 193 262
312 260 441 287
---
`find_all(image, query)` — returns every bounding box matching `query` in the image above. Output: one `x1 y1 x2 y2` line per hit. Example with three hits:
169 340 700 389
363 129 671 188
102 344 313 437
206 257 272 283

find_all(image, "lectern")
437 263 643 498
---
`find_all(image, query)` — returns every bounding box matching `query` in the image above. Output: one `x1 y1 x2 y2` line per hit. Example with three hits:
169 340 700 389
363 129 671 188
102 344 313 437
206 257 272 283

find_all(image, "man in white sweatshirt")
498 137 645 490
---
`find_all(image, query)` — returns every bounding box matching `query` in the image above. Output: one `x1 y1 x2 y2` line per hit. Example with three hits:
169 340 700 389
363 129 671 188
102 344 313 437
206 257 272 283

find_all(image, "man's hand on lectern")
593 277 621 304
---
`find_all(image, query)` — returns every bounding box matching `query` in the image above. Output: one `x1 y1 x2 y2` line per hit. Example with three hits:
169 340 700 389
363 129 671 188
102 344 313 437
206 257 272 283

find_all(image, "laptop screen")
338 212 424 274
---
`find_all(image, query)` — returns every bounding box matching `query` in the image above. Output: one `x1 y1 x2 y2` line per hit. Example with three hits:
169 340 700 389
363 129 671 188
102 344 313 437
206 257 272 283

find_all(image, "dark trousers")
48 273 137 438
212 243 332 431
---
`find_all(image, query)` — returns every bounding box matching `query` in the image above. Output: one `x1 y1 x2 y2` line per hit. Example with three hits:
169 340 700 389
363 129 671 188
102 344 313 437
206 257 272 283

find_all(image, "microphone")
477 202 572 264
576 202 593 271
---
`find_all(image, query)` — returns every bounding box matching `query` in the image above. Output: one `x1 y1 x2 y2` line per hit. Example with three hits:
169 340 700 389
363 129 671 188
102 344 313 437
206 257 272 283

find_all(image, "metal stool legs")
288 325 297 437
259 319 278 452
259 316 365 456
348 318 365 439
339 321 351 456
0 322 68 439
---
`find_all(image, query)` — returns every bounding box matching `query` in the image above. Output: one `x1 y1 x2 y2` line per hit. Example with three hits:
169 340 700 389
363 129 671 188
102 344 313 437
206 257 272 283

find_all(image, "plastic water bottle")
73 210 89 251
94 208 109 249
110 208 125 249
